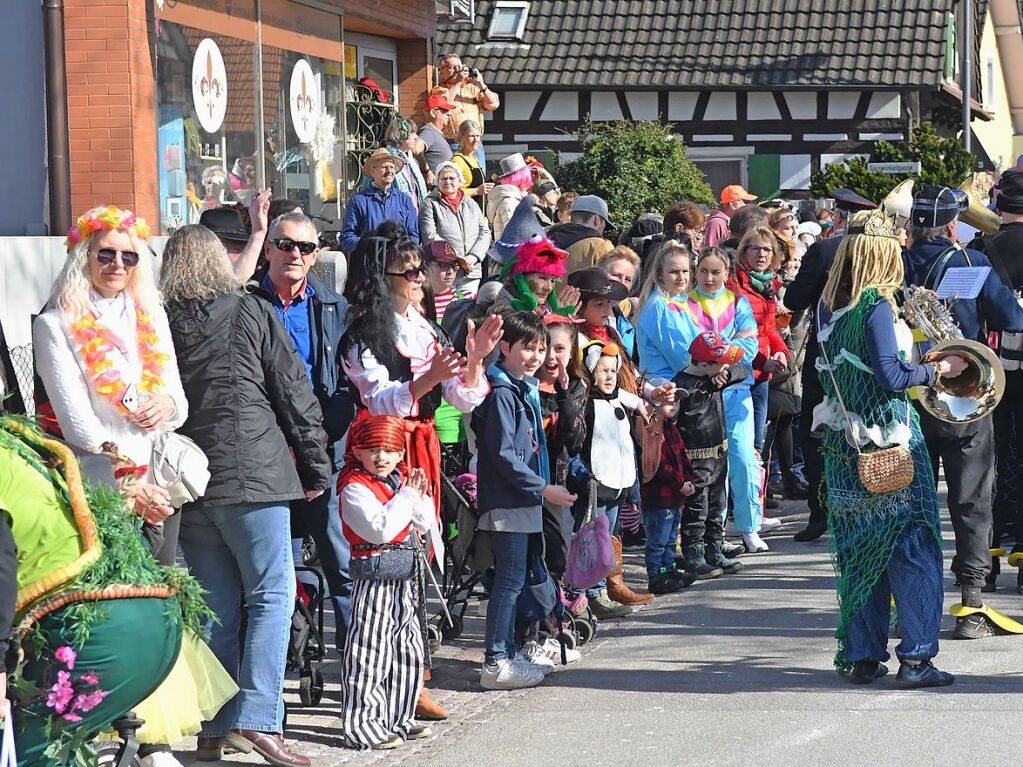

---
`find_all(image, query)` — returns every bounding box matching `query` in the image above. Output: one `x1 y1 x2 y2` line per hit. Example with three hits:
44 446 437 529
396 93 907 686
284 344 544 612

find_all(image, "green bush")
810 122 974 202
556 119 714 230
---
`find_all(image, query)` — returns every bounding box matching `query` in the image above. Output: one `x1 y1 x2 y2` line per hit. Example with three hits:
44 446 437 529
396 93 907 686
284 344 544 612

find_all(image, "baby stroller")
289 567 327 706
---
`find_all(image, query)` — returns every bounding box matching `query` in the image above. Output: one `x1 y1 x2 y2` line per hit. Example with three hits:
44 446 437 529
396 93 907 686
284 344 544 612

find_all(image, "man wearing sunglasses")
253 210 356 654
340 148 420 253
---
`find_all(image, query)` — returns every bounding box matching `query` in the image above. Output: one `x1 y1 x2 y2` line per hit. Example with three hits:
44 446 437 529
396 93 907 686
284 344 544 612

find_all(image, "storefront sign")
191 38 227 134
290 59 320 144
344 44 358 79
867 161 922 175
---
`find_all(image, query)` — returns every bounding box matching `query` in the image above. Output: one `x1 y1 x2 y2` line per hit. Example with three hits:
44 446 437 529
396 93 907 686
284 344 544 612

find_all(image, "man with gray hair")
255 210 356 653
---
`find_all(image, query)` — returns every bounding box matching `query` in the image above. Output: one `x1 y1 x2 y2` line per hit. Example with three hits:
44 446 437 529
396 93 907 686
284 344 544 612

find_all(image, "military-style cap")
831 188 877 212
910 185 969 228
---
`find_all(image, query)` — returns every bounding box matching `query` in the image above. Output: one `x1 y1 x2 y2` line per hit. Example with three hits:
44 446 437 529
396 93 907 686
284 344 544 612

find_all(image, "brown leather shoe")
415 687 449 721
225 730 311 767
607 536 654 605
195 737 224 762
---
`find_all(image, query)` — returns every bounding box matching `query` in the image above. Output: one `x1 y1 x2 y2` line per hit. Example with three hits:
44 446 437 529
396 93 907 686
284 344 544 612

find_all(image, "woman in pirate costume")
341 223 503 719
0 414 223 767
813 208 966 687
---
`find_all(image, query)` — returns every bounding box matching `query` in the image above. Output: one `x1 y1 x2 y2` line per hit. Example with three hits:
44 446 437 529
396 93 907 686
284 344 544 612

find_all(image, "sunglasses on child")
386 265 425 281
272 238 318 255
93 248 140 267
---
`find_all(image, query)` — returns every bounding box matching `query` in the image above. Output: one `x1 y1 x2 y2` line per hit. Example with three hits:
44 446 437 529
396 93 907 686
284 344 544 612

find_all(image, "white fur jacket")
33 293 188 486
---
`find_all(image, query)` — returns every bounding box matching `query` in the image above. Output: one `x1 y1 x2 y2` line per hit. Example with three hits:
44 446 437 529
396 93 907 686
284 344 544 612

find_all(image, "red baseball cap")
720 184 757 204
689 332 743 365
425 93 456 111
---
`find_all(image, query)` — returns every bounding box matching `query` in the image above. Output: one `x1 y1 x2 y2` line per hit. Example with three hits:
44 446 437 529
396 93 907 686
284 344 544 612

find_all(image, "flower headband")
66 205 151 253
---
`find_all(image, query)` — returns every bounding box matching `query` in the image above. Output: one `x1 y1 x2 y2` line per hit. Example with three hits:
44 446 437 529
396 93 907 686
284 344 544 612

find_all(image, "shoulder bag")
564 478 616 590
150 430 211 508
816 302 914 495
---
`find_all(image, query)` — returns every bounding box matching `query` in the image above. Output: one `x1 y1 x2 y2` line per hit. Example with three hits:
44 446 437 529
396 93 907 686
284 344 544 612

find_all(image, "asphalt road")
177 505 1023 767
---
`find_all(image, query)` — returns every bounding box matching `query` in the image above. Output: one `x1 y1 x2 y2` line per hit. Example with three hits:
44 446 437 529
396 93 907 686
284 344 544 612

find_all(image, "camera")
468 67 481 80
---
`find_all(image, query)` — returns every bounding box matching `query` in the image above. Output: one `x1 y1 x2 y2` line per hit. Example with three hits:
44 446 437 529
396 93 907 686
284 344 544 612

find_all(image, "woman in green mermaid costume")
0 414 214 767
812 208 967 688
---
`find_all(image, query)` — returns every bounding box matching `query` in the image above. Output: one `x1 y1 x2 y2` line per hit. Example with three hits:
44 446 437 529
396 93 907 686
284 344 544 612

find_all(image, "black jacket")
250 271 355 446
547 222 604 250
673 364 750 450
970 222 1023 293
167 292 331 507
539 378 587 485
783 236 843 386
0 512 14 669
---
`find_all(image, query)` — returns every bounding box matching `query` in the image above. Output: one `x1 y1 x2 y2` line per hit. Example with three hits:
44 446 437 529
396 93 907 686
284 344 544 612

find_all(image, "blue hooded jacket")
472 363 550 533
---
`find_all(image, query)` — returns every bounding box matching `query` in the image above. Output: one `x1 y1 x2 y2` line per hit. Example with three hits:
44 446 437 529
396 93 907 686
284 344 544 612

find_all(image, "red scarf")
442 190 463 213
585 323 611 344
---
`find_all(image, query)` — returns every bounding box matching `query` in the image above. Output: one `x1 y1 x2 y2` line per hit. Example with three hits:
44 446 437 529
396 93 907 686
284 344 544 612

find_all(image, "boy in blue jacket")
472 311 577 691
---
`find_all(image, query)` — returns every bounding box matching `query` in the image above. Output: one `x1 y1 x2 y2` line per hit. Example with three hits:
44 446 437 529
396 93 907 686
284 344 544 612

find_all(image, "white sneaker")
760 517 782 532
480 657 546 690
542 637 582 664
517 641 557 674
742 532 770 553
140 753 185 767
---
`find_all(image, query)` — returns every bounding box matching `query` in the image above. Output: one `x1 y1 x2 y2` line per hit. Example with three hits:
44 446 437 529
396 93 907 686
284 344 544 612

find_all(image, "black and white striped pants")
341 577 424 749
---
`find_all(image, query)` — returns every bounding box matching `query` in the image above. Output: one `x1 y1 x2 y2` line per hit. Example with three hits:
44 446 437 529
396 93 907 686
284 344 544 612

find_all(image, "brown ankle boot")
607 535 654 604
415 686 449 720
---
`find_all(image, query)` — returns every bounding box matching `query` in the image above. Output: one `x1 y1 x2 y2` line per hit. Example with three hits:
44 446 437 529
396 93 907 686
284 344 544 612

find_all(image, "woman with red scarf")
728 226 791 467
419 162 491 296
341 224 503 720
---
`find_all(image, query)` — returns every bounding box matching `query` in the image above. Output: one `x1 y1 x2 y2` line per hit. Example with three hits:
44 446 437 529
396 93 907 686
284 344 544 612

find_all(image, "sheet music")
935 266 991 300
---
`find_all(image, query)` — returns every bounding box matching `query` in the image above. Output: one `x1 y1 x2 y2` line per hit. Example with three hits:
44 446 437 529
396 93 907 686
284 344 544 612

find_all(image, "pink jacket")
704 209 730 248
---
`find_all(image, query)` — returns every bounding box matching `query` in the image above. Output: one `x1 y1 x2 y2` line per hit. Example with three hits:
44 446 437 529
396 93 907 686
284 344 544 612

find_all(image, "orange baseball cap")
721 185 757 204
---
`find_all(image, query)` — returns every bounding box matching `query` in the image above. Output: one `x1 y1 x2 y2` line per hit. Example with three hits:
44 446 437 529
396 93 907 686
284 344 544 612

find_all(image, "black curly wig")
341 222 421 369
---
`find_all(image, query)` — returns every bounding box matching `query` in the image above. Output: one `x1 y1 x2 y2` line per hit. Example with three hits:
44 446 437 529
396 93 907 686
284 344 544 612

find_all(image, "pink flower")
54 646 77 670
74 689 109 713
79 671 100 687
46 671 75 713
62 712 83 723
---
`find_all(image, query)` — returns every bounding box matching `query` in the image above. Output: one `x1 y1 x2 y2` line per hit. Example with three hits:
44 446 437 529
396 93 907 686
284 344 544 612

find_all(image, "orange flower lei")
68 303 169 414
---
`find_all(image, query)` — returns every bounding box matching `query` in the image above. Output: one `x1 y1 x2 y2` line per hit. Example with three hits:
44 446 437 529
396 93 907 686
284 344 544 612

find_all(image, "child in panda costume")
572 340 651 616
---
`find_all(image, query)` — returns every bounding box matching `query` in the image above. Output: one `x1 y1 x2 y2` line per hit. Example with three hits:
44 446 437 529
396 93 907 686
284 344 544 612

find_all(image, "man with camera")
437 54 500 167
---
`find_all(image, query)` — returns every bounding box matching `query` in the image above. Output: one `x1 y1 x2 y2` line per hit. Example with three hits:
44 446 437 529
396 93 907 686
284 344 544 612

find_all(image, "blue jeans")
484 531 530 664
643 507 680 579
293 466 352 653
179 502 295 736
844 520 944 663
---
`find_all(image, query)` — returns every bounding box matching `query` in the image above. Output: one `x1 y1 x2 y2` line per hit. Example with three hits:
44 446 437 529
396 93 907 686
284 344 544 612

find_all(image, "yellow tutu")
132 631 239 744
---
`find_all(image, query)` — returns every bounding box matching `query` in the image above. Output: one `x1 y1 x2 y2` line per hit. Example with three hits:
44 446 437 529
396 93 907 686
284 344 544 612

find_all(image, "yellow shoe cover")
950 603 1023 634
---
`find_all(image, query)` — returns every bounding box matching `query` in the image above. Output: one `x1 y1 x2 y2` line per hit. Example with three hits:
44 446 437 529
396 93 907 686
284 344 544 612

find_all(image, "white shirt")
340 482 433 543
343 304 488 418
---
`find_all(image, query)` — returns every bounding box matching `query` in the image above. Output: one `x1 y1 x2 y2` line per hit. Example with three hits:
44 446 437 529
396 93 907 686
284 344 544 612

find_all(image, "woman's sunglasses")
386 265 425 282
272 238 318 255
94 248 140 267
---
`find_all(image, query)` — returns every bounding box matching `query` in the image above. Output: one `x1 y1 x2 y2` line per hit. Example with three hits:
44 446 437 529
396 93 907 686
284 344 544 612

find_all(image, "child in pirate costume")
338 414 435 750
673 332 751 580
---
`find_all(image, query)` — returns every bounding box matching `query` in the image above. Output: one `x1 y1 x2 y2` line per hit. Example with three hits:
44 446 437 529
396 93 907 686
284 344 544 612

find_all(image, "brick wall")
64 0 157 225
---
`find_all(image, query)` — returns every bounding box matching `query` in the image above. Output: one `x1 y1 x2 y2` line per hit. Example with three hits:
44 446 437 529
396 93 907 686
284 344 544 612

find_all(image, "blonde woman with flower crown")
33 206 236 767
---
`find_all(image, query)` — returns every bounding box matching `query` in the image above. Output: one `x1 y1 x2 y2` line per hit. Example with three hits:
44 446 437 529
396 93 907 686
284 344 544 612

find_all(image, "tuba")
958 177 1001 235
902 285 1004 423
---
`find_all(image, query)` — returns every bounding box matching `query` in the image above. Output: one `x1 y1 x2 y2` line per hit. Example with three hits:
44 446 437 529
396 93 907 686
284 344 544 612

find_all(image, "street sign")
868 162 922 175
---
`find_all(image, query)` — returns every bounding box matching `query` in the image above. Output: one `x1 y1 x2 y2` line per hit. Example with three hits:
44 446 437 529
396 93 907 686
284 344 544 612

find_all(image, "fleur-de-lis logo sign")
191 38 228 134
200 50 223 119
289 59 319 143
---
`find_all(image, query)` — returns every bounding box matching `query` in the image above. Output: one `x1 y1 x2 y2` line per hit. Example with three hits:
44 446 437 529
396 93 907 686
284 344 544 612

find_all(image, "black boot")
848 660 888 684
953 586 996 639
794 519 828 542
682 545 724 580
783 476 809 500
705 539 744 574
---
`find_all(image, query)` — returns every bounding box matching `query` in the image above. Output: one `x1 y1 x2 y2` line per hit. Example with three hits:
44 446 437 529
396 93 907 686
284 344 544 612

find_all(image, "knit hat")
506 236 569 279
488 197 547 264
910 185 969 228
582 340 621 373
995 168 1023 215
689 332 743 365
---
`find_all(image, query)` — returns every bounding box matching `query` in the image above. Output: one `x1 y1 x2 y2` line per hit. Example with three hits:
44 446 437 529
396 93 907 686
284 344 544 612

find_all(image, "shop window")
156 22 258 234
362 56 395 100
488 1 529 40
